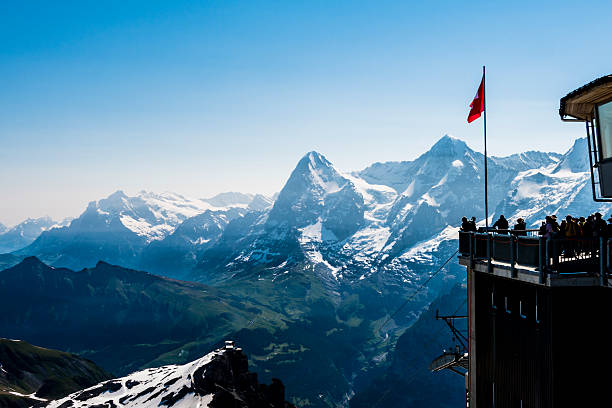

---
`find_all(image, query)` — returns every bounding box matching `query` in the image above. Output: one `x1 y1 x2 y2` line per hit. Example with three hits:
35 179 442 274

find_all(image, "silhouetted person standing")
513 218 527 236
594 212 608 238
461 217 471 231
468 217 477 232
493 215 509 233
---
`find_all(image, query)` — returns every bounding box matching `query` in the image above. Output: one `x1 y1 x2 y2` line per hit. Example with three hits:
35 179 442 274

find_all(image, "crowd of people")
536 213 612 240
461 212 612 239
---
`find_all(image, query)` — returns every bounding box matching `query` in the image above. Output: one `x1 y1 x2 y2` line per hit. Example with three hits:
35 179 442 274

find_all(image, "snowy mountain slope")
139 207 248 276
12 135 597 289
193 136 561 286
17 191 268 271
196 151 389 282
248 194 275 211
44 343 295 408
0 217 68 253
494 138 612 225
83 190 220 242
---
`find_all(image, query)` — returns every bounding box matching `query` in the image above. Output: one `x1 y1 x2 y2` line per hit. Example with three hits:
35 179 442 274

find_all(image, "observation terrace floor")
458 255 612 288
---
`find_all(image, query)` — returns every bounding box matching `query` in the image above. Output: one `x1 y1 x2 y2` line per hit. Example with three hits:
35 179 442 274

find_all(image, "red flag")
467 75 485 123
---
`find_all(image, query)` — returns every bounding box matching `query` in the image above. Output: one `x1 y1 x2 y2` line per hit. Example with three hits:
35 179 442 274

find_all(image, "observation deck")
458 230 612 288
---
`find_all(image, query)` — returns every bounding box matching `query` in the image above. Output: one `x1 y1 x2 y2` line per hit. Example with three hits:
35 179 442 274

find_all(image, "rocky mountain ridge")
0 217 70 254
191 135 567 290
44 342 295 408
14 191 272 272
10 135 595 288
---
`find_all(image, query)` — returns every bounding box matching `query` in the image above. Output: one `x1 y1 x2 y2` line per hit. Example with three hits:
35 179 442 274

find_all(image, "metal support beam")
600 237 607 286
487 234 492 273
539 237 545 284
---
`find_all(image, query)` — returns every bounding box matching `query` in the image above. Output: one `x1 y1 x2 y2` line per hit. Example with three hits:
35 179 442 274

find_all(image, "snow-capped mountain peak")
0 217 59 253
552 137 589 174
17 190 269 271
267 151 353 229
75 190 260 243
427 134 470 157
203 192 254 208
44 343 294 408
293 151 347 194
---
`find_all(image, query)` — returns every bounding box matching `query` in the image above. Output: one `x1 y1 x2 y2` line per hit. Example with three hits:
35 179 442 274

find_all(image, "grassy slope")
0 258 402 408
349 284 467 408
0 338 111 407
0 257 289 375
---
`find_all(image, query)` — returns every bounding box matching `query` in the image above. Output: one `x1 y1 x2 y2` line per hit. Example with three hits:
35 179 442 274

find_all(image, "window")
597 100 612 160
505 296 511 314
519 300 527 319
491 290 497 309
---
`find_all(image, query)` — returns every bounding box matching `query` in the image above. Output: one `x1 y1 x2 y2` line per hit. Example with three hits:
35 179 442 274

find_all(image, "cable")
368 296 467 408
378 248 460 333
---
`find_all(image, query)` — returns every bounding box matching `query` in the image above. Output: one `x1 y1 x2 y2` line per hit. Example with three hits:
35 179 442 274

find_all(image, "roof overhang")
559 75 612 121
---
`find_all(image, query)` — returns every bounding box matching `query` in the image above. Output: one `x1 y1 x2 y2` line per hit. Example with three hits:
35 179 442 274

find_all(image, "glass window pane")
598 100 612 160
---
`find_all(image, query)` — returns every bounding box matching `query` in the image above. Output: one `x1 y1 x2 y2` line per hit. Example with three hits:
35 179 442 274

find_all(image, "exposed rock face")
44 343 296 408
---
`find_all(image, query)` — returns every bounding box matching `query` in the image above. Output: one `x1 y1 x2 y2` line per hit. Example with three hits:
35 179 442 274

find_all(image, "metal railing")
459 231 611 284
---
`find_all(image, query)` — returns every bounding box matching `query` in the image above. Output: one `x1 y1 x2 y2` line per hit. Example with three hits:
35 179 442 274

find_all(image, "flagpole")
483 65 489 230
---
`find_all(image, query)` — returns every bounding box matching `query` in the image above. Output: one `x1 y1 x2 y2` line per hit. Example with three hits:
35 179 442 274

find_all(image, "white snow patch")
400 225 459 263
298 220 338 243
515 179 546 200
8 391 47 402
420 193 439 207
45 349 225 408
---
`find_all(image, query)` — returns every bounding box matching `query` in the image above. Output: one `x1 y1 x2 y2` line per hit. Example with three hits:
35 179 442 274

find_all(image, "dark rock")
163 377 180 387
193 348 294 408
130 386 157 402
74 381 121 401
160 385 194 407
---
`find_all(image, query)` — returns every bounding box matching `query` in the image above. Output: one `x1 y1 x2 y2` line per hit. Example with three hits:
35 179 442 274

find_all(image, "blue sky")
1 0 611 225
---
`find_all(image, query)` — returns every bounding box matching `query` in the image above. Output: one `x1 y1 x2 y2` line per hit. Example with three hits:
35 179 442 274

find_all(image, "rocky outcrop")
44 342 296 408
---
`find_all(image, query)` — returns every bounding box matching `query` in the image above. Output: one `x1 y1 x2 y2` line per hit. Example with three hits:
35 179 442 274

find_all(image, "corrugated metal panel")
474 273 553 408
471 271 612 407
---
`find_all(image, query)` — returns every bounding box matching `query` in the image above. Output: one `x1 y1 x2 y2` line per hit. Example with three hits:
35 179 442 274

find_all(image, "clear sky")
1 0 611 226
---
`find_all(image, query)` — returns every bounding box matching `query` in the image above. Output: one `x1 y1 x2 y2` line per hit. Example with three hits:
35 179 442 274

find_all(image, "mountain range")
7 136 600 289
8 191 272 274
2 134 609 407
0 217 70 254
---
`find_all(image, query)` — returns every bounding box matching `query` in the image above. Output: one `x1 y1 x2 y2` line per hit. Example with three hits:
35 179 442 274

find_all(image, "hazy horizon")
0 133 582 227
